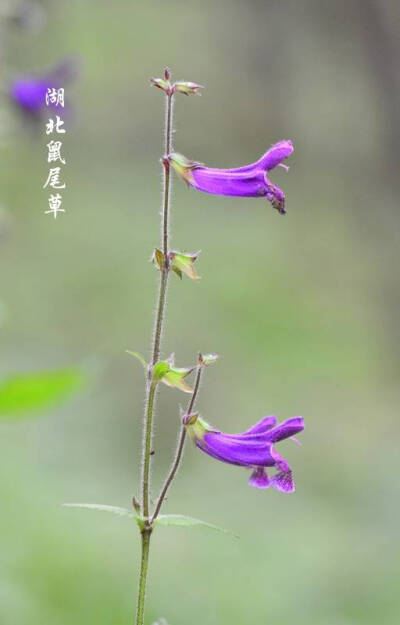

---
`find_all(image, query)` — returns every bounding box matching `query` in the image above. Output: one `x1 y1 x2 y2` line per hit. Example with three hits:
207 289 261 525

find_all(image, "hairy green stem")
151 366 203 523
136 82 174 625
135 529 152 625
141 380 157 521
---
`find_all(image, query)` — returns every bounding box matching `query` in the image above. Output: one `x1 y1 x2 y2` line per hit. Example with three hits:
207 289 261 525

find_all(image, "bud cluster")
150 67 203 97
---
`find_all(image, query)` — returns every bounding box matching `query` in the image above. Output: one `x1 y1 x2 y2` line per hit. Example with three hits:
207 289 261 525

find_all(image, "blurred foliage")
0 368 84 419
0 1 400 625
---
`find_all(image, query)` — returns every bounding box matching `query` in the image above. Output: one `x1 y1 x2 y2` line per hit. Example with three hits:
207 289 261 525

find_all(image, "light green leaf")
0 368 84 420
63 503 135 518
63 502 146 530
155 514 237 536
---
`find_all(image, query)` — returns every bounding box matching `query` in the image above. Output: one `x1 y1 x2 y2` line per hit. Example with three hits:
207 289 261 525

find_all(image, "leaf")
63 503 135 518
155 514 237 537
0 368 84 420
63 503 146 530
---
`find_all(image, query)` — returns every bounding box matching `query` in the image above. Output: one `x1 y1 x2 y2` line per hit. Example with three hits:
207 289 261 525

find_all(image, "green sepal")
169 250 201 281
199 353 219 366
150 77 170 94
158 354 194 393
151 248 166 270
152 361 170 382
184 414 216 443
171 266 183 279
173 81 203 96
168 152 202 186
162 367 194 393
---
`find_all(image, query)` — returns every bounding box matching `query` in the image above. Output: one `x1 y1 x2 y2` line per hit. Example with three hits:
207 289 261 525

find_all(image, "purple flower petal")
201 432 276 467
242 416 277 435
222 140 294 173
256 140 294 171
271 470 295 493
248 467 271 489
265 417 304 443
190 168 268 198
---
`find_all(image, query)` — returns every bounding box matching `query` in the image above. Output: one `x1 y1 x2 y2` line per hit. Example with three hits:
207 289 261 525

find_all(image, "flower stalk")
136 68 202 625
136 69 175 625
151 363 203 524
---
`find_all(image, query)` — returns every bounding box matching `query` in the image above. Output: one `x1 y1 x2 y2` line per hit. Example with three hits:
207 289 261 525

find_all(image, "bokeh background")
1 1 400 624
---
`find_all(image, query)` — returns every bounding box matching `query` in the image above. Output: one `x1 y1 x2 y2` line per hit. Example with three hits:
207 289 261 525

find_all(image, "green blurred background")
1 1 400 623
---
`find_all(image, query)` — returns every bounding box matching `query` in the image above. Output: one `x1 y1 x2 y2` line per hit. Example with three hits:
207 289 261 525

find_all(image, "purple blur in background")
10 58 78 118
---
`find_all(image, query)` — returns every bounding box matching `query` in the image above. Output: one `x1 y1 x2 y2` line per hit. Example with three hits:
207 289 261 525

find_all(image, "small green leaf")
155 514 237 536
126 351 147 370
153 361 170 381
0 368 84 420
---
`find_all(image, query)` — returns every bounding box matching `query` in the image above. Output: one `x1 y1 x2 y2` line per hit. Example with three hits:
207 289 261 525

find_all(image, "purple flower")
169 140 294 214
10 58 78 118
184 413 304 492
